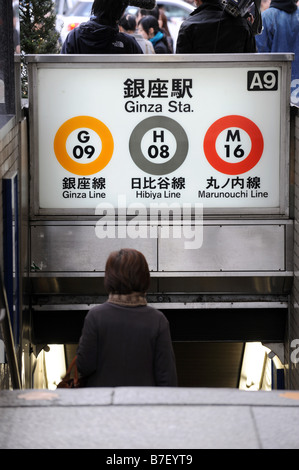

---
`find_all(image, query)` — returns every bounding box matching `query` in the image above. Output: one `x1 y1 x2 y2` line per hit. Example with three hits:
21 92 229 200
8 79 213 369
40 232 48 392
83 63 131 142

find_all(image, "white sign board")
33 58 288 214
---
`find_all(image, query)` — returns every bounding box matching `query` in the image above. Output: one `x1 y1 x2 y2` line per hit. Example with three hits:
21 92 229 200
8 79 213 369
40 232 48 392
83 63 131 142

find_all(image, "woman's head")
138 15 159 39
158 9 170 36
91 0 129 23
119 13 137 32
104 249 150 294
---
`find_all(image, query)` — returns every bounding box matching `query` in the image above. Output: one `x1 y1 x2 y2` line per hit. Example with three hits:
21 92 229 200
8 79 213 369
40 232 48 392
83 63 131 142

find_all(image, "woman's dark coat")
76 302 178 387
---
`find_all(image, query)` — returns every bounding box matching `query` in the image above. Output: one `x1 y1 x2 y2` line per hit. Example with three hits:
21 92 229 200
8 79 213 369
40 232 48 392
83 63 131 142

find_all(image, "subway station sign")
30 55 291 214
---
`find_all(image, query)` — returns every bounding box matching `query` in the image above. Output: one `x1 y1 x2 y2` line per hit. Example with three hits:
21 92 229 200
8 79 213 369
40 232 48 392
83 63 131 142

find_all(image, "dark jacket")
176 0 256 53
61 17 143 54
255 1 298 86
150 31 171 54
76 301 178 387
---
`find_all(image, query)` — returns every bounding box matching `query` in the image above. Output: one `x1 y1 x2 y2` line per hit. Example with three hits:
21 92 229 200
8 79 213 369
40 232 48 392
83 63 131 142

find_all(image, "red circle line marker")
203 115 264 175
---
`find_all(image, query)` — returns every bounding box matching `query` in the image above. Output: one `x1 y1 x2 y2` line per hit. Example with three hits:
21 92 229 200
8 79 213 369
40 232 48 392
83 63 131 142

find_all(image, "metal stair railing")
0 282 21 389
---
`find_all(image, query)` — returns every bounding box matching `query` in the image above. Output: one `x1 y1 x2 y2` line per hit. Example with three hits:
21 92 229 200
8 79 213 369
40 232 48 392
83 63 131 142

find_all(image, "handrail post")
0 305 22 389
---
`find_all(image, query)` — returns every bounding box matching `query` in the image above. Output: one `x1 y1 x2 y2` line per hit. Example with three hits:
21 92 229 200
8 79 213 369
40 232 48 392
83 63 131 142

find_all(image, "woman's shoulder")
86 302 112 317
154 38 170 54
118 31 143 53
141 304 168 320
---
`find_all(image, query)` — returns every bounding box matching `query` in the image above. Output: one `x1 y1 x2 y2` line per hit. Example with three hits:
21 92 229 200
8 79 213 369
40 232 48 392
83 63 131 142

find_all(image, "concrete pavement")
0 387 299 449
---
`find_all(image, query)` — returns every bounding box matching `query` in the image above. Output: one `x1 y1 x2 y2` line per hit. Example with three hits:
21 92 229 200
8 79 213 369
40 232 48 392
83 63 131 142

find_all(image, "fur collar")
108 292 147 307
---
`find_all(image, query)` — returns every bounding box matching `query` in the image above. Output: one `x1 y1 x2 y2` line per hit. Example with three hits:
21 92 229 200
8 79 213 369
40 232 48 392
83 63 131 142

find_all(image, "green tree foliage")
19 0 60 97
19 0 60 54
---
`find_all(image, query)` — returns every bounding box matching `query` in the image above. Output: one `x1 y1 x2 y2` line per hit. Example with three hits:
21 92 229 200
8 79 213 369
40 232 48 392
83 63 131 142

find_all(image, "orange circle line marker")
54 116 114 176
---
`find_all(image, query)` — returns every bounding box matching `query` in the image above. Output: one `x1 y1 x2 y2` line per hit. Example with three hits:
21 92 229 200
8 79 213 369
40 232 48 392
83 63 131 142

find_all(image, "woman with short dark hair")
77 249 178 387
118 13 155 53
138 15 172 53
104 248 151 295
